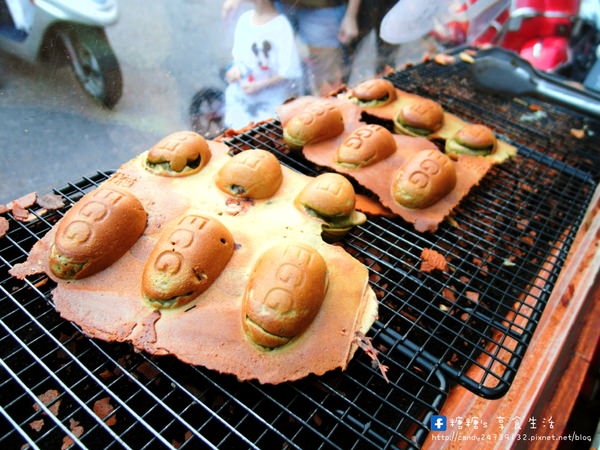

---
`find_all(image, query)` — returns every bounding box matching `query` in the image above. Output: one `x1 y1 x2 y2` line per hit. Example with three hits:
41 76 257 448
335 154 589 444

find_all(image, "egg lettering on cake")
49 187 147 280
283 102 344 149
392 150 457 209
216 149 283 199
243 242 328 349
336 124 396 168
445 124 497 158
142 214 234 309
348 78 396 107
394 97 444 137
145 131 212 176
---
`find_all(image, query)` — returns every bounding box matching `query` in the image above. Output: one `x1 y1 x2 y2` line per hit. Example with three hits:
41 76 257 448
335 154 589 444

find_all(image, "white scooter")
0 0 122 108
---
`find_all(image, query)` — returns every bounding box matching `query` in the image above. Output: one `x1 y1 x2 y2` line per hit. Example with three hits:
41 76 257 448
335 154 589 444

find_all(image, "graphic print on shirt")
248 40 274 83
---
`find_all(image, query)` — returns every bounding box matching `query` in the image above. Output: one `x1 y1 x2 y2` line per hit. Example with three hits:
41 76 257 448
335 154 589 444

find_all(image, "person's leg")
295 5 346 95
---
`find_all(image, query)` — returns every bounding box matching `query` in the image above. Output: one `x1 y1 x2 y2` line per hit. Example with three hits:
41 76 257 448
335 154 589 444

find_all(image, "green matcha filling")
49 249 88 279
336 155 377 170
245 316 290 350
303 205 366 241
145 156 201 174
445 140 494 156
283 128 305 149
228 184 247 196
336 161 361 169
348 94 390 108
145 291 195 309
303 205 355 228
393 186 423 209
394 120 432 137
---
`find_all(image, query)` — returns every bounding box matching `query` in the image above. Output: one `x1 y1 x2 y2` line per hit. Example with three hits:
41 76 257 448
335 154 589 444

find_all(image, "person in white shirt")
224 0 302 129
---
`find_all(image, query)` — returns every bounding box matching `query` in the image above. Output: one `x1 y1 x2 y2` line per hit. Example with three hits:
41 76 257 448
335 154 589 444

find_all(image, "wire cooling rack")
0 172 447 449
387 57 600 180
225 117 595 399
1 56 598 448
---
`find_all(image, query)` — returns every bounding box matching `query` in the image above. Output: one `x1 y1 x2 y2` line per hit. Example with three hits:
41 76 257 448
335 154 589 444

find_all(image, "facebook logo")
430 415 447 431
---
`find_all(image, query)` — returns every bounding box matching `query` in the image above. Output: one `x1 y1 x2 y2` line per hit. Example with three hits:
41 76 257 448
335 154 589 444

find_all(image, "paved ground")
0 0 433 204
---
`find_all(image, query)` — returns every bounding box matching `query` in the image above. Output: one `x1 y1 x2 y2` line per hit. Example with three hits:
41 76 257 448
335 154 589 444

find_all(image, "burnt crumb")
61 418 84 450
420 248 449 273
12 204 29 222
10 192 37 209
36 193 65 210
0 217 8 238
354 331 390 383
93 397 117 426
33 389 61 416
29 419 44 432
98 369 113 380
135 361 160 381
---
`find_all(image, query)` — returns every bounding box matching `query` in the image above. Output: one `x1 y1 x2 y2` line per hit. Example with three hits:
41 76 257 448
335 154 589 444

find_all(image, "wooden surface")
423 184 600 449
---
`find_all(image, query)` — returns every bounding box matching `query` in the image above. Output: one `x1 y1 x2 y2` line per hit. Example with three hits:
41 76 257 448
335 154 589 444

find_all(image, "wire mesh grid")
0 172 447 449
223 114 595 399
386 57 600 181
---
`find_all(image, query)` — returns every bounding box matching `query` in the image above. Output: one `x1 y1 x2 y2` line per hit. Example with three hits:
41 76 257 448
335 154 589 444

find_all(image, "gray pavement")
0 0 432 204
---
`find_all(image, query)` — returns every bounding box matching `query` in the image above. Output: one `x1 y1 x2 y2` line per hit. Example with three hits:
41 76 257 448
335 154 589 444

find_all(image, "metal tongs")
471 47 600 118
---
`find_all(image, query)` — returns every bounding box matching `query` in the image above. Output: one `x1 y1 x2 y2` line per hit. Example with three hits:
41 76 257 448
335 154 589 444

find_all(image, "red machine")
435 0 598 75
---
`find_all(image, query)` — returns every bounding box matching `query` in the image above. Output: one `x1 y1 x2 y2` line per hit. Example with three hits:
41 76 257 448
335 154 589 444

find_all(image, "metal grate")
0 172 447 449
224 108 596 399
386 58 600 181
1 59 598 447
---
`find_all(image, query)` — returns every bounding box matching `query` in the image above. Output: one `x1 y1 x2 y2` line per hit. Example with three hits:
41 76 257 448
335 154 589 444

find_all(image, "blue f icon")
430 415 447 431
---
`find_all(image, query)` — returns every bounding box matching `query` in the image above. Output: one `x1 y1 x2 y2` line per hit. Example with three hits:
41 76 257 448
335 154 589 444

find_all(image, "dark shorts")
275 2 346 48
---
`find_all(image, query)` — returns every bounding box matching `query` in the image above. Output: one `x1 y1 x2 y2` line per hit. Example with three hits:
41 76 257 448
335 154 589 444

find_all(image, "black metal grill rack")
225 117 596 399
1 57 599 448
1 173 447 449
387 57 600 179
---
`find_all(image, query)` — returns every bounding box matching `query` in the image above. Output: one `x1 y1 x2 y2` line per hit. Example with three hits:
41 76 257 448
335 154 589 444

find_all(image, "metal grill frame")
386 57 600 180
1 57 599 448
0 171 448 449
224 118 595 399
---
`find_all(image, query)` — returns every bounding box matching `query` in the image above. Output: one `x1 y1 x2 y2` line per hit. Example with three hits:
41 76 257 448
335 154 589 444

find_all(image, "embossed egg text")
284 102 344 148
50 187 147 279
336 124 396 168
142 214 234 309
243 242 328 349
296 173 356 218
392 150 457 209
216 149 283 199
395 97 444 136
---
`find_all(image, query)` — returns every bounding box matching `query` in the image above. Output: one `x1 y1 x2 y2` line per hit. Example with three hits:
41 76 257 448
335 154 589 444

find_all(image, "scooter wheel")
60 25 123 109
